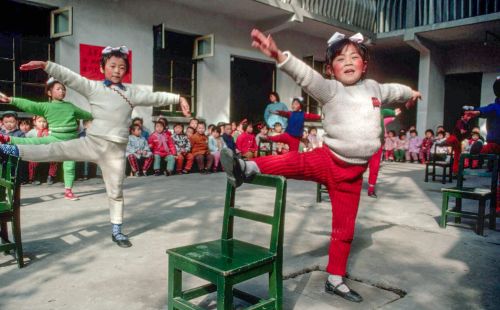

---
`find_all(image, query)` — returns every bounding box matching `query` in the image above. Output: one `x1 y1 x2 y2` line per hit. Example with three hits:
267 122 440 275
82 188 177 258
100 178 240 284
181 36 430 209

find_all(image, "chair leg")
12 214 23 268
425 165 429 182
477 199 486 236
216 276 233 310
168 261 182 310
455 198 462 224
432 165 436 181
442 166 446 184
1 221 9 255
269 261 283 310
441 193 449 228
316 183 322 203
489 198 496 230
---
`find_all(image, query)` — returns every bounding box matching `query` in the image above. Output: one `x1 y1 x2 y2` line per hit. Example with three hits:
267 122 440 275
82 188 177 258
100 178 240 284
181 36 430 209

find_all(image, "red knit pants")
267 132 300 152
253 145 367 275
368 147 383 188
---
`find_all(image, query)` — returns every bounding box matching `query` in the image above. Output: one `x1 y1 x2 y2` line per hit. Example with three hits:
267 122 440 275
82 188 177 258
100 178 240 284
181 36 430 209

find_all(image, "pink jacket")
148 131 176 157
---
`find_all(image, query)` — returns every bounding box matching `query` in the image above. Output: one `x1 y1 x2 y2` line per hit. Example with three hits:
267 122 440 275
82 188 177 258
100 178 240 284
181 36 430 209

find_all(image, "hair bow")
101 45 129 55
46 77 59 85
327 32 364 46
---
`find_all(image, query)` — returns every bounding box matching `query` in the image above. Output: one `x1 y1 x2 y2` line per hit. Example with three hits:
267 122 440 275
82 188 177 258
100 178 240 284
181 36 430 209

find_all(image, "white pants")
19 135 127 224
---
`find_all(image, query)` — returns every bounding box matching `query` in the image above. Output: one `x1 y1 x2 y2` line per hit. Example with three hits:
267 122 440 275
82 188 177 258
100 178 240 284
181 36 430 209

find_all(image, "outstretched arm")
0 95 49 116
273 110 291 118
130 88 191 117
251 29 337 105
20 61 96 98
380 83 421 108
303 112 321 121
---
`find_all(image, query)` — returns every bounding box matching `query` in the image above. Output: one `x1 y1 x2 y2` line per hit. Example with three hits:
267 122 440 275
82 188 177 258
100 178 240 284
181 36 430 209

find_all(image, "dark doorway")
230 56 275 123
0 1 55 110
443 73 483 131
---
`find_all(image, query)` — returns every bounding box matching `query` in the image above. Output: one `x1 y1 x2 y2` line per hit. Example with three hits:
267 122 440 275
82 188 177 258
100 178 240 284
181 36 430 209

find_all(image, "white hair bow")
327 32 364 46
46 77 59 85
101 45 129 55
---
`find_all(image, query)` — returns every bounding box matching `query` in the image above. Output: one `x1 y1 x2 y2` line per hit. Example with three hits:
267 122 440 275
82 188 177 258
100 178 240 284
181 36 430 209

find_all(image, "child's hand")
0 92 11 104
19 61 47 71
394 108 401 116
179 97 191 117
405 90 422 109
250 29 287 63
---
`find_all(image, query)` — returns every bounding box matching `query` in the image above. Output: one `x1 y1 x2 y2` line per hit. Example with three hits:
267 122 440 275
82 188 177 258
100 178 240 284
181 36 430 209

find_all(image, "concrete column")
405 34 445 134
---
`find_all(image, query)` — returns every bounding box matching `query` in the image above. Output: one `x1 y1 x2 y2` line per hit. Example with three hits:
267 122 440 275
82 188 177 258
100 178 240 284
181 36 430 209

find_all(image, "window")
50 6 72 38
153 30 197 116
193 34 214 59
302 56 326 115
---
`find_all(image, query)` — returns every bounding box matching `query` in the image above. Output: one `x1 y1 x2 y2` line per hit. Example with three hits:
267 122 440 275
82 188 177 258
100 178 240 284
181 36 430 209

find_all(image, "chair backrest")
431 143 454 165
0 156 19 212
457 153 499 189
221 174 287 255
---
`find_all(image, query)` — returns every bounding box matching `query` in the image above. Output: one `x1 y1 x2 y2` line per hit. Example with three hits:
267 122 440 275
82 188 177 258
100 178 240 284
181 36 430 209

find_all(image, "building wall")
32 0 325 131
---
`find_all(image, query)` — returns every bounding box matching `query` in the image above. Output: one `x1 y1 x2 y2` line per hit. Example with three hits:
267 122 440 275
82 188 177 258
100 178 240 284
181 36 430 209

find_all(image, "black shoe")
154 170 161 176
182 170 189 174
325 280 363 303
221 148 244 188
368 191 377 198
47 176 54 185
112 234 132 248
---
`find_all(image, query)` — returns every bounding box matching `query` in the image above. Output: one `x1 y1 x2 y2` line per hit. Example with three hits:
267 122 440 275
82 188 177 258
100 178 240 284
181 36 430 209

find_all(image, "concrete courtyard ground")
1 162 499 309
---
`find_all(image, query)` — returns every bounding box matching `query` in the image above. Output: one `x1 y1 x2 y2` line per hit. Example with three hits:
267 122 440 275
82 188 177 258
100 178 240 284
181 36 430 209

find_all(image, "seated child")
394 133 408 162
299 129 310 152
406 130 422 163
148 120 176 176
432 131 451 162
236 122 258 159
255 123 271 156
307 126 321 149
190 122 214 174
222 123 237 152
172 123 194 174
26 116 58 185
208 127 226 172
19 119 32 134
0 111 25 138
419 129 434 164
384 130 396 161
126 124 153 176
269 122 289 155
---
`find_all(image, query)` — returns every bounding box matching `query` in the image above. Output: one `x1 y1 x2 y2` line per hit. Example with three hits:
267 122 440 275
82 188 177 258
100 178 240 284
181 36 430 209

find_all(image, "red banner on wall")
79 44 132 83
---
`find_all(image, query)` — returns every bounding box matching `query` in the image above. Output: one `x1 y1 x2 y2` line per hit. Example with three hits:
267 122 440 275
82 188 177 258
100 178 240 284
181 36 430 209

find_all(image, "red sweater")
148 131 176 157
236 132 258 154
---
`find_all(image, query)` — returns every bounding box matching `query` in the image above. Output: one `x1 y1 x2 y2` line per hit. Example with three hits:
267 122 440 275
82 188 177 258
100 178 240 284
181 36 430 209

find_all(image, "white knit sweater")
45 62 180 143
278 52 413 164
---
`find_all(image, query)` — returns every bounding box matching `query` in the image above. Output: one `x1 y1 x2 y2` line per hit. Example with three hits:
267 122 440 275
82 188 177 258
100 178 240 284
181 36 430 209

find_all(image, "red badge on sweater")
372 97 381 108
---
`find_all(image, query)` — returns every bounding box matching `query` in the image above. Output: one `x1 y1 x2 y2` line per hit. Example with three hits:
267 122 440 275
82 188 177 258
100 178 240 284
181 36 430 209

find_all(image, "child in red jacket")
148 121 176 176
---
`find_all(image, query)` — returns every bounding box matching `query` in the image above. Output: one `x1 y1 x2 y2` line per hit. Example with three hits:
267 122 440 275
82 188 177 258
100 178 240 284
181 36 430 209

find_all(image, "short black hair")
326 39 369 66
214 127 221 134
269 91 280 102
425 129 434 136
494 78 500 98
132 117 143 125
129 124 141 133
308 126 317 134
174 123 184 130
410 129 418 135
242 122 253 131
100 51 130 73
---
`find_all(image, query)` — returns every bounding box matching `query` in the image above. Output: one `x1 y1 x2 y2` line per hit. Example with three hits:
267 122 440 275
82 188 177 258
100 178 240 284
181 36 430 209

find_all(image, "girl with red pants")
221 29 421 303
267 97 321 152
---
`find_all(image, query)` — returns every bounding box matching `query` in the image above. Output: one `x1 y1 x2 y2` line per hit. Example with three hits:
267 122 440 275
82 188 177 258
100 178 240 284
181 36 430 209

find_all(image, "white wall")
33 0 326 130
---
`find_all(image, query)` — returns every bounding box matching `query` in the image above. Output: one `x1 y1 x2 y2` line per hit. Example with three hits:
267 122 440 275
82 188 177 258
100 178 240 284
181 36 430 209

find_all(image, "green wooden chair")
166 174 287 310
440 153 498 236
316 183 328 203
0 156 23 268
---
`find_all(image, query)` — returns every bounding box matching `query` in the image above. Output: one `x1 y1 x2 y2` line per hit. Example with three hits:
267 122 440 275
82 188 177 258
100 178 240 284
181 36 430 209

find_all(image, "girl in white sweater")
221 29 421 303
0 46 190 247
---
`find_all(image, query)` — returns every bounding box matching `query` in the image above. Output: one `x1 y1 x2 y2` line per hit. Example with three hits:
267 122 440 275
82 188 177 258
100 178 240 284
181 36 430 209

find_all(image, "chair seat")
0 201 11 212
167 239 275 276
441 186 491 197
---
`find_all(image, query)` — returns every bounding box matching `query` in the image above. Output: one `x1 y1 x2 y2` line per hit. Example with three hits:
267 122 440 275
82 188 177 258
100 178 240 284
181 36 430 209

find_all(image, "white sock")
328 275 350 293
238 159 260 177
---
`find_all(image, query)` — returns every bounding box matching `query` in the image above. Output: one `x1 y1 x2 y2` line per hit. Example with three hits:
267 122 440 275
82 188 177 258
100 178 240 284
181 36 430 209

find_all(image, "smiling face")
34 117 48 130
100 56 127 84
328 44 367 86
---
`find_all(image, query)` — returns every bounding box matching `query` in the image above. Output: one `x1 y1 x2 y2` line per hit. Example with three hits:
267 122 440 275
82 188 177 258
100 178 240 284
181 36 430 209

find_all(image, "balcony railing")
279 0 500 33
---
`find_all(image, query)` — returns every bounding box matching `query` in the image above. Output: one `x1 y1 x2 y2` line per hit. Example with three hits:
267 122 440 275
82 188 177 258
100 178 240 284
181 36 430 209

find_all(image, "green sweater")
11 98 92 134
